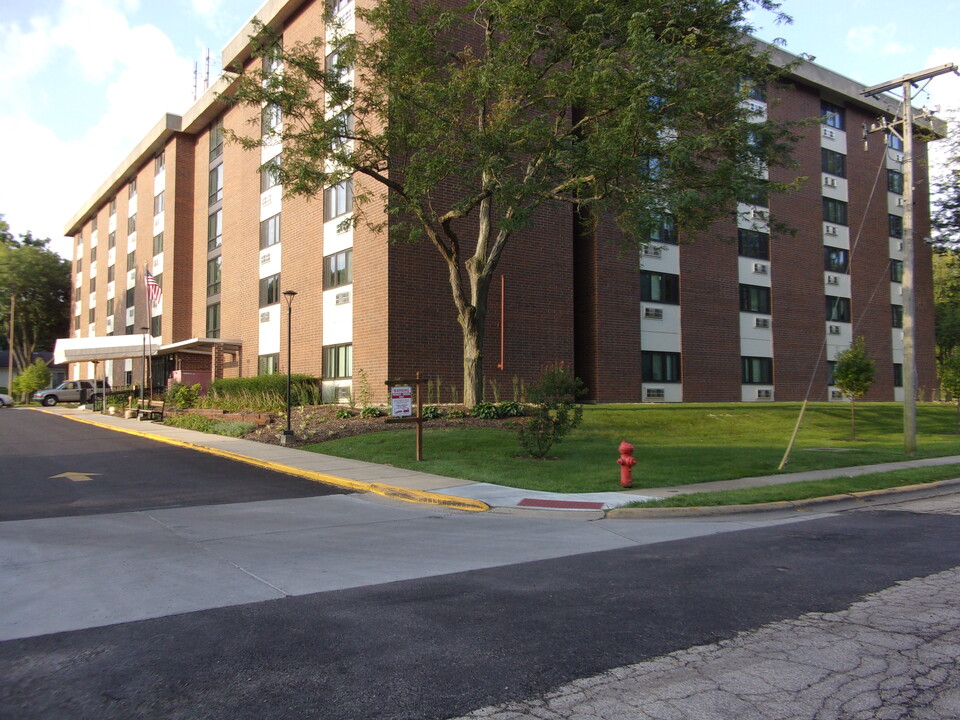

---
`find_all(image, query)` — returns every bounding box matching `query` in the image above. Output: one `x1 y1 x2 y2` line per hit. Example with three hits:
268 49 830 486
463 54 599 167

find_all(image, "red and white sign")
391 385 413 417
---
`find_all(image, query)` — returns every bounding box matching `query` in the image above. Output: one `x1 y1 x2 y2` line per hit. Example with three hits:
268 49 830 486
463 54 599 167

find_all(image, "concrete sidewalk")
39 406 960 514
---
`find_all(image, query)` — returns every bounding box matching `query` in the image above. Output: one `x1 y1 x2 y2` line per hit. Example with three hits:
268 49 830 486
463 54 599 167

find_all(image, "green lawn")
302 402 960 494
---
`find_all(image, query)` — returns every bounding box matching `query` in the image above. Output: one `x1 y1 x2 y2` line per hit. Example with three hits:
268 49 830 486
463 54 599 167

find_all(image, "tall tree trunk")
851 399 856 441
461 311 483 407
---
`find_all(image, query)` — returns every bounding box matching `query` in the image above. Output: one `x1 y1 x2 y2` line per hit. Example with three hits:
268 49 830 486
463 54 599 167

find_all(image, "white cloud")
192 0 225 20
846 23 912 56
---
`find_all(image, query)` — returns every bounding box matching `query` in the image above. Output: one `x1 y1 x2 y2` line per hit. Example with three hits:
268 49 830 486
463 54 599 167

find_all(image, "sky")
0 0 958 260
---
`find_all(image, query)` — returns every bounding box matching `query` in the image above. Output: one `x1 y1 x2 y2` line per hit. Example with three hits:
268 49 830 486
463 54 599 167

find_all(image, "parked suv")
33 381 108 406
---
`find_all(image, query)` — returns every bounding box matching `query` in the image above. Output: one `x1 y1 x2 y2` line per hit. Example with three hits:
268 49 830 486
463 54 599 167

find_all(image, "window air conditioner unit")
824 176 837 187
825 225 838 236
644 307 664 320
753 263 768 274
898 242 903 251
895 153 904 163
828 324 841 335
260 253 271 265
643 246 663 258
335 291 351 306
757 389 772 400
827 275 839 285
831 390 843 400
822 127 835 139
754 317 770 329
260 311 270 323
897 197 905 207
645 388 665 400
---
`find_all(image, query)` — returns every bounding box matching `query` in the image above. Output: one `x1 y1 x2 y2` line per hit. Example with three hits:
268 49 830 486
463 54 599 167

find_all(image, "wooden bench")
136 399 166 422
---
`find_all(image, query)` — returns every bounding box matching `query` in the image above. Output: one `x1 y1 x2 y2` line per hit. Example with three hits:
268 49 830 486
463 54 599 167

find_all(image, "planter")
124 408 137 419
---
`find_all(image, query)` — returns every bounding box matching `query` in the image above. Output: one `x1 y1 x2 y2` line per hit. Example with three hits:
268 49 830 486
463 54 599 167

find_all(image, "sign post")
385 372 426 461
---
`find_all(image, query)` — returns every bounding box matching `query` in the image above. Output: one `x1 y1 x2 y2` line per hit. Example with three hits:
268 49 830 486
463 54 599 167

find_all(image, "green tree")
833 335 876 441
230 0 797 406
938 348 960 432
933 250 960 362
0 226 72 372
932 113 960 250
517 362 586 459
11 358 52 402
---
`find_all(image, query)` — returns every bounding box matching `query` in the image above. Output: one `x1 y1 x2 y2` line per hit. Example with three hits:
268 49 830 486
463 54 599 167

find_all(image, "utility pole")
7 294 13 395
863 63 958 456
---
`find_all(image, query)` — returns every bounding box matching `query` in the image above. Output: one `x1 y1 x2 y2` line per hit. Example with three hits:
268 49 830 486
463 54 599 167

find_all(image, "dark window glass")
893 363 903 387
106 298 114 316
742 356 773 384
262 104 282 136
107 265 115 282
640 271 680 304
889 214 903 239
76 258 82 273
109 197 117 215
89 276 96 292
90 247 97 262
324 180 353 221
821 100 845 130
324 249 353 289
260 213 281 249
823 198 848 226
127 214 137 234
821 148 846 178
153 232 163 256
827 360 836 386
209 164 224 206
642 352 682 383
258 353 280 375
650 215 677 244
210 121 224 161
891 259 904 283
206 303 220 339
739 284 771 314
740 182 768 208
129 178 137 198
259 273 281 307
155 152 165 175
126 251 136 271
150 315 161 337
153 192 164 216
826 296 851 322
261 154 282 192
892 304 903 328
738 229 769 259
92 216 98 231
108 231 116 249
824 246 849 273
323 344 353 379
887 170 904 194
125 287 134 307
207 256 222 296
89 308 95 323
208 210 222 251
888 132 904 151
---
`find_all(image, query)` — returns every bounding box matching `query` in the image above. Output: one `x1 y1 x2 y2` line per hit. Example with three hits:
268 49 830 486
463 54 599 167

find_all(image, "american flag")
145 269 162 302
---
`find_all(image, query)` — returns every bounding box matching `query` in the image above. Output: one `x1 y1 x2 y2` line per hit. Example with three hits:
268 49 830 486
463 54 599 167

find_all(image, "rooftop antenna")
193 61 198 101
204 49 211 90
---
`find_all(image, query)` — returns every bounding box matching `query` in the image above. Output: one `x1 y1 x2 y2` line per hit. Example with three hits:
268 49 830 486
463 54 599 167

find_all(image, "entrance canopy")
54 334 160 364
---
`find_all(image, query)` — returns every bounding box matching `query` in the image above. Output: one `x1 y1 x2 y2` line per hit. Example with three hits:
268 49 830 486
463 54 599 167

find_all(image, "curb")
57 412 490 513
604 478 960 518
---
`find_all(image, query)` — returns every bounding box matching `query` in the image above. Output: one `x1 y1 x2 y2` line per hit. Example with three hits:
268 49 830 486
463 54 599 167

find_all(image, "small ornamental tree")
938 348 960 432
517 363 586 459
833 335 875 440
12 358 52 402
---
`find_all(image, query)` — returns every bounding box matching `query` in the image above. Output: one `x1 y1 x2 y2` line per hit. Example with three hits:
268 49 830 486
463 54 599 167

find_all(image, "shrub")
167 382 202 409
335 407 353 419
106 390 136 407
162 414 254 438
421 405 442 419
447 408 467 418
360 406 383 418
496 401 525 417
471 401 499 419
517 363 586 459
205 374 320 412
12 359 51 399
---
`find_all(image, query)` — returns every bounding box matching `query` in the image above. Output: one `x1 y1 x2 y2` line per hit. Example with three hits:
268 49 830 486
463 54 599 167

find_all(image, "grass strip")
624 464 960 508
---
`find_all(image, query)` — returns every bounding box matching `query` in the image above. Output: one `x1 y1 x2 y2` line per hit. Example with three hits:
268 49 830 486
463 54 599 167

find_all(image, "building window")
738 229 769 259
74 315 81 331
323 343 353 379
153 232 163 256
650 215 677 244
739 182 768 208
891 259 904 283
91 216 98 232
210 120 224 161
742 356 773 385
91 246 97 262
642 352 681 383
821 100 844 130
108 231 116 249
259 353 280 375
207 256 222 296
89 276 96 292
76 258 82 273
125 287 135 307
331 111 355 152
106 298 114 316
206 303 221 338
888 132 904 152
739 284 771 314
324 249 353 289
107 265 115 282
260 213 281 249
892 304 903 328
209 164 224 206
824 246 849 273
154 192 164 216
329 0 352 14
887 170 904 194
109 197 117 216
128 178 137 199
155 152 165 176
261 154 282 192
262 104 282 136
89 308 96 323
821 148 846 178
823 198 848 226
127 214 137 234
259 273 281 307
893 363 903 387
126 251 136 271
203 211 221 252
125 325 134 337
826 295 851 322
325 46 352 86
324 179 353 221
263 37 283 74
888 214 903 239
151 315 161 337
640 271 680 304
827 360 836 385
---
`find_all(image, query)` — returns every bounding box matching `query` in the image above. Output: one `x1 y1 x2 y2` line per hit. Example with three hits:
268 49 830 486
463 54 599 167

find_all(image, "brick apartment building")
63 0 939 404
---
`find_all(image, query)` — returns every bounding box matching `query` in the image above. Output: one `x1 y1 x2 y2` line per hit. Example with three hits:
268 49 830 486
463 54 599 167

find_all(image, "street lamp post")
139 326 149 409
281 290 298 445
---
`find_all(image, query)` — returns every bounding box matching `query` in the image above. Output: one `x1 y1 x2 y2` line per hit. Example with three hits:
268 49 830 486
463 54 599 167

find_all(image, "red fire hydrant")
617 441 637 488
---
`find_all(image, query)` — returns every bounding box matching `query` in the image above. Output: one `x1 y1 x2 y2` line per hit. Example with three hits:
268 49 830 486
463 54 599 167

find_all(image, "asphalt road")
4 508 960 719
0 408 348 521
